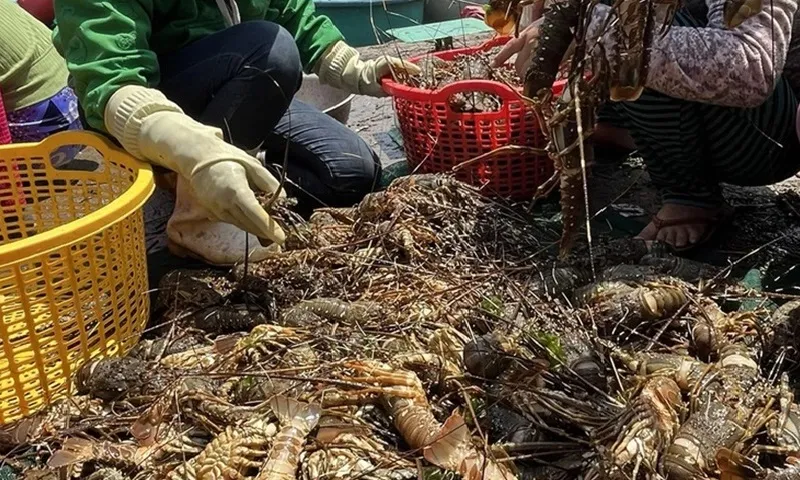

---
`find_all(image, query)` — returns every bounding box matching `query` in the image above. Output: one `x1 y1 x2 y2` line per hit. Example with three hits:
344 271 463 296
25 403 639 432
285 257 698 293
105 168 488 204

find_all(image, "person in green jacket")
53 0 419 266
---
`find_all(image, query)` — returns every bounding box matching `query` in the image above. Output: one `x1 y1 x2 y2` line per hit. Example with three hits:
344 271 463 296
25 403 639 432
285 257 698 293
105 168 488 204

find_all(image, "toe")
636 221 659 241
687 224 702 244
659 227 677 247
673 227 689 249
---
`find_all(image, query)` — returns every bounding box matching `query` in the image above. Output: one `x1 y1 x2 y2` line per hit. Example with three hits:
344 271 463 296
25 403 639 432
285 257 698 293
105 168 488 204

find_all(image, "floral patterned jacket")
589 0 798 107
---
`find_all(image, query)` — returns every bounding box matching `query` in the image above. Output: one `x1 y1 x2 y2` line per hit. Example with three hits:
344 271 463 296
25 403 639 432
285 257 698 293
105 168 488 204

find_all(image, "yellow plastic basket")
0 131 154 424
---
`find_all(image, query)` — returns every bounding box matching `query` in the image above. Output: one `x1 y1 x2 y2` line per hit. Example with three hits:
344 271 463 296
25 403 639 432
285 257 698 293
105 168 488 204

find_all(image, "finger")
213 206 253 238
400 60 422 76
531 0 546 22
516 41 534 78
515 50 527 78
388 58 422 76
197 196 232 226
224 211 260 241
673 228 688 249
247 161 284 196
378 57 422 77
208 198 257 235
227 203 280 247
687 224 701 244
660 227 676 248
492 36 524 68
236 193 286 245
227 197 271 238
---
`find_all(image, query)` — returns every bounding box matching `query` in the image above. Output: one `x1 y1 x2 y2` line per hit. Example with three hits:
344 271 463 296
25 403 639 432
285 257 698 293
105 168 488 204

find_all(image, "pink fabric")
0 90 10 145
0 89 26 213
461 6 485 20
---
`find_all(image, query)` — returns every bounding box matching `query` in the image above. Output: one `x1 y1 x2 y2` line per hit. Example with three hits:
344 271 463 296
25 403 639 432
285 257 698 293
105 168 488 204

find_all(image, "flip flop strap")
651 214 722 230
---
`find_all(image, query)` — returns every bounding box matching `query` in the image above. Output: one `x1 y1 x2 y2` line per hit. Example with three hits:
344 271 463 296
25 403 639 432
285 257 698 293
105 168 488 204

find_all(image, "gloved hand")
105 85 286 245
316 41 421 97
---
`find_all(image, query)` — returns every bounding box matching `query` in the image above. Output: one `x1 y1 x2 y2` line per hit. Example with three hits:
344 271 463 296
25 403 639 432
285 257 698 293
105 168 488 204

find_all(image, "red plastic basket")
0 89 27 214
382 37 566 199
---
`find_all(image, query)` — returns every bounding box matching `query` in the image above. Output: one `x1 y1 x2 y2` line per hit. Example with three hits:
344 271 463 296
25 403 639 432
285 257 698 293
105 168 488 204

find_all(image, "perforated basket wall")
0 131 154 424
383 37 566 200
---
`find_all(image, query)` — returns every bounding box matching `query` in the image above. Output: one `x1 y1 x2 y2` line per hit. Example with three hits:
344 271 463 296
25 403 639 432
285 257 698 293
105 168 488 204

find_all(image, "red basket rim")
381 36 568 101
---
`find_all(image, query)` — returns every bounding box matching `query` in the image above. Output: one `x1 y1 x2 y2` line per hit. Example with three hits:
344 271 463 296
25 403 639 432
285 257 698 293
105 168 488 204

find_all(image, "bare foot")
636 203 724 250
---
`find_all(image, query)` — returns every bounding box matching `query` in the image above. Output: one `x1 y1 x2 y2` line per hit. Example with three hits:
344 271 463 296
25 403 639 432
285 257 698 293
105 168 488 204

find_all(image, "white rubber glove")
316 41 421 97
105 85 285 246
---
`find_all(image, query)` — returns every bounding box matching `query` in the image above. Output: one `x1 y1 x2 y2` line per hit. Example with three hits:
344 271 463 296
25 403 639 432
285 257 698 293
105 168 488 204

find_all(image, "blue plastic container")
315 0 424 47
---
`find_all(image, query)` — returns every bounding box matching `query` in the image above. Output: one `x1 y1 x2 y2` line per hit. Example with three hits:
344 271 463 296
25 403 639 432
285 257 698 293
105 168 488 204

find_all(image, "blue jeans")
157 21 381 213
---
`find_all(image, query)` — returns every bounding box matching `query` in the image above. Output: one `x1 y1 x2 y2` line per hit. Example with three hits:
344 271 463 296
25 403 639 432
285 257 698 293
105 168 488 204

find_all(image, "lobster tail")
423 412 470 469
425 413 518 480
716 448 763 480
47 438 141 469
258 396 321 480
47 438 96 467
269 395 321 433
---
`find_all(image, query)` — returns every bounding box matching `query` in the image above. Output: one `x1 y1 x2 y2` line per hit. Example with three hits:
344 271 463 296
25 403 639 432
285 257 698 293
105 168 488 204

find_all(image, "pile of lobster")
0 173 796 479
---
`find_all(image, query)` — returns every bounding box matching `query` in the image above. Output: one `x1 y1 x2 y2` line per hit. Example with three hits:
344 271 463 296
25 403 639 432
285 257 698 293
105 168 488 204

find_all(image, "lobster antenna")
573 82 596 280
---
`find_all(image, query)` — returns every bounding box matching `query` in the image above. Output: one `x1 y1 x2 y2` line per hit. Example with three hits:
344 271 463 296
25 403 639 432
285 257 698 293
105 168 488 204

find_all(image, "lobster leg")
532 169 561 201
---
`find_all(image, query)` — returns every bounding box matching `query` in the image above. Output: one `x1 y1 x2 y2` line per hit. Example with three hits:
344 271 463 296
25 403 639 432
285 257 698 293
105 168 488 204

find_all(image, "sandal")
648 204 735 253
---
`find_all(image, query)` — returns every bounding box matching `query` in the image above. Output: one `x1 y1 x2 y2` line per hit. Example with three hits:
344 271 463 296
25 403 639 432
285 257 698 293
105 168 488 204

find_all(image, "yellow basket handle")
28 131 144 165
0 130 155 264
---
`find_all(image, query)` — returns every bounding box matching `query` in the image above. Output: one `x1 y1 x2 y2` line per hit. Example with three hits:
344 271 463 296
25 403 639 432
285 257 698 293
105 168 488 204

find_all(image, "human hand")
140 110 287 245
186 147 287 246
461 5 486 19
317 41 422 97
491 19 542 78
105 85 286 245
365 54 422 96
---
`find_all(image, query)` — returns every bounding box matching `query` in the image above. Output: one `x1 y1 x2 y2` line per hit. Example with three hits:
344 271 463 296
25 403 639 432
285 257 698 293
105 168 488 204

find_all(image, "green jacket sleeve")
53 1 158 133
262 0 345 70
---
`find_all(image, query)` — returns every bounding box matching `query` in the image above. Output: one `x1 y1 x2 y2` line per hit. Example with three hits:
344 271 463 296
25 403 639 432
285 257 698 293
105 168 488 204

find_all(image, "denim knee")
234 21 303 102
339 139 382 197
